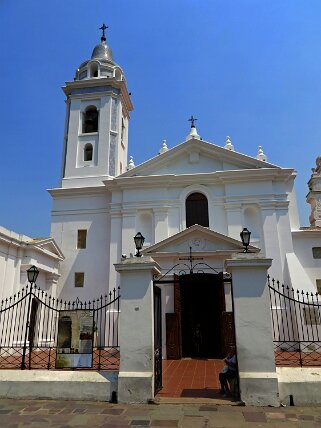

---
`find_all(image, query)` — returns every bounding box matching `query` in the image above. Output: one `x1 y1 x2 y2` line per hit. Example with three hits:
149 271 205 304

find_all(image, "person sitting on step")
218 345 237 396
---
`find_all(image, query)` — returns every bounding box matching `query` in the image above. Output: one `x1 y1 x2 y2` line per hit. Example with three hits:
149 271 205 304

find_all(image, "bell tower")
60 25 133 188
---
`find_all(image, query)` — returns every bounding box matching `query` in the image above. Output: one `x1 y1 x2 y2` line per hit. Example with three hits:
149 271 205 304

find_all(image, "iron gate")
268 276 321 367
0 283 120 370
154 285 162 394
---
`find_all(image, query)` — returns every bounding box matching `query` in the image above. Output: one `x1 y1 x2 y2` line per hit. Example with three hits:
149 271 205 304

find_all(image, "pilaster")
225 204 242 241
153 208 169 243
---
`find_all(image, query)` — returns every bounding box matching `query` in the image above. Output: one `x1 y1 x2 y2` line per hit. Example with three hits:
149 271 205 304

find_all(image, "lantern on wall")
27 265 39 284
240 228 251 253
134 232 145 257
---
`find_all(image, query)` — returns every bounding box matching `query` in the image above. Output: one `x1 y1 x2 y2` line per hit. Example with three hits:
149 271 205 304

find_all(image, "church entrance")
158 272 236 399
180 273 224 358
166 273 233 360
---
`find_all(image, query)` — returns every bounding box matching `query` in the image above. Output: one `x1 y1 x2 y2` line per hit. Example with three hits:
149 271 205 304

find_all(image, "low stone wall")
0 370 118 402
2 367 321 405
277 367 321 405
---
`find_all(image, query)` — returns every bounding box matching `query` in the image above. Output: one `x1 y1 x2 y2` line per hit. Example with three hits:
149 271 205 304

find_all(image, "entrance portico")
144 224 259 361
115 225 280 405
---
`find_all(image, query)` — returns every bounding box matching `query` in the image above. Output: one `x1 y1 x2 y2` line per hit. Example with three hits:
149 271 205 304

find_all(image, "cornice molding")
292 229 321 237
48 186 107 198
63 77 133 116
51 208 110 216
104 169 295 191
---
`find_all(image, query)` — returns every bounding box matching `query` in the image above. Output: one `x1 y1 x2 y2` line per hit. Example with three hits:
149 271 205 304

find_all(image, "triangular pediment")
30 238 65 260
120 138 279 178
143 225 260 256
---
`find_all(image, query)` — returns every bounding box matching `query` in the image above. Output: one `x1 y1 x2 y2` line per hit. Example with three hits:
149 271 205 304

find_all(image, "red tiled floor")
157 359 225 398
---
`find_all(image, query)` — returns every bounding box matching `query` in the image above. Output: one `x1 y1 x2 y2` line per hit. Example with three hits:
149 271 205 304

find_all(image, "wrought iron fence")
0 283 120 370
268 276 321 367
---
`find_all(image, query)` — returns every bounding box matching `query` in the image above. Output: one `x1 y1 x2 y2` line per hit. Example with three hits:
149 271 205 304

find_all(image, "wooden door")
221 312 236 356
166 313 180 359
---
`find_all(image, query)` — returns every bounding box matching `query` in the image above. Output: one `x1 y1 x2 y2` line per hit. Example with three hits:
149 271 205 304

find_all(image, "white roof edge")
119 138 282 178
0 226 64 261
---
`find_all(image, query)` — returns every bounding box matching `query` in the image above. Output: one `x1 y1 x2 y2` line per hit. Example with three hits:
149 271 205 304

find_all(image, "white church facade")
2 28 321 404
49 30 321 325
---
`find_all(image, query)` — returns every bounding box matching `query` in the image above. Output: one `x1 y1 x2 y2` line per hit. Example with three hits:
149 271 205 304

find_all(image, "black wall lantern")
134 232 145 257
27 265 39 284
240 228 251 253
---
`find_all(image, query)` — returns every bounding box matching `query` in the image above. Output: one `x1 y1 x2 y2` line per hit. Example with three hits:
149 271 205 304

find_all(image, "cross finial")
99 23 108 41
188 115 198 128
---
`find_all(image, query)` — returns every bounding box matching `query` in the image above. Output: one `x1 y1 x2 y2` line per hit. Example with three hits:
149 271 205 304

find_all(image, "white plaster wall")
292 233 321 288
0 243 19 298
286 177 301 230
51 191 111 301
277 367 321 405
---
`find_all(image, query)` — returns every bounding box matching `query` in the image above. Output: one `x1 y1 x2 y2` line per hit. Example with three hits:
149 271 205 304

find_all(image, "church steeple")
60 26 133 188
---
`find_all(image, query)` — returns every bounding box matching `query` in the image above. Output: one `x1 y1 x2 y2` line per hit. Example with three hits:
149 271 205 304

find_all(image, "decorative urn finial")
256 146 267 162
224 136 234 151
127 155 135 170
159 139 168 154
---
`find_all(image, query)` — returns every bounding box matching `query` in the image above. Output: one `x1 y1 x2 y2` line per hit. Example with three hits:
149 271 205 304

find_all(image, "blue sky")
1 0 321 237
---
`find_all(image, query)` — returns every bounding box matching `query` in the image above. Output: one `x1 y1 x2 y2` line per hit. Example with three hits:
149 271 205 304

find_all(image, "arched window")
84 143 93 161
90 63 99 78
82 106 99 133
186 192 209 228
115 68 122 80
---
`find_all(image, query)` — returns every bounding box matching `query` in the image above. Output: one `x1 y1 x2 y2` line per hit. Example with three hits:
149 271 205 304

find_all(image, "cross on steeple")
99 23 108 41
188 115 198 128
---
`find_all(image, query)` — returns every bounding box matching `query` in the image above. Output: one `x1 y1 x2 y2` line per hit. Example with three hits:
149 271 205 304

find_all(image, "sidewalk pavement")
0 398 320 427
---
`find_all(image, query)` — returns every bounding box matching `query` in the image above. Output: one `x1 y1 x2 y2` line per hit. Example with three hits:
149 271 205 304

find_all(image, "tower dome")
91 40 114 63
75 24 123 81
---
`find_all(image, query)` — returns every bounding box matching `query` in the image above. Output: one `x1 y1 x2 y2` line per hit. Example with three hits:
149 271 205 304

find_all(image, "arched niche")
243 206 261 240
136 212 153 245
84 143 93 161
